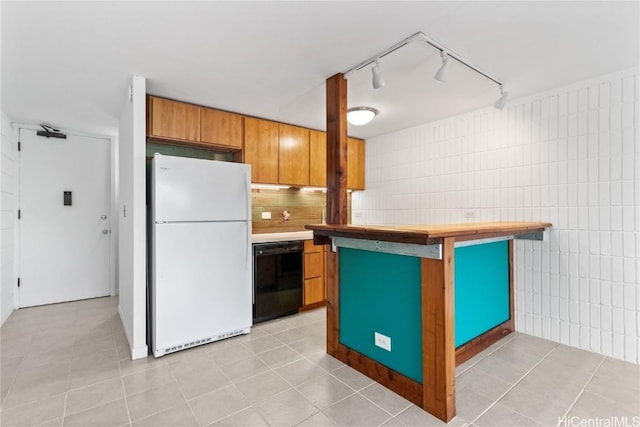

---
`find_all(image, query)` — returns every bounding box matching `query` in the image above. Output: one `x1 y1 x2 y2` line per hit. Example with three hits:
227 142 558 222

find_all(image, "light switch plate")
261 212 271 220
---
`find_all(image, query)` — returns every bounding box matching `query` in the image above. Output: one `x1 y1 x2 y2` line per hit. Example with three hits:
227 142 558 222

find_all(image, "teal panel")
454 241 510 347
339 248 423 383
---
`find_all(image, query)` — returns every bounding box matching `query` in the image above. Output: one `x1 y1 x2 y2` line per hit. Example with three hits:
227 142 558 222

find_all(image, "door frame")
16 123 118 305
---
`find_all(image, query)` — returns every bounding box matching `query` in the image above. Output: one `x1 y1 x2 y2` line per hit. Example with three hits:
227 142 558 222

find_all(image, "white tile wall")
1 111 17 325
353 69 640 364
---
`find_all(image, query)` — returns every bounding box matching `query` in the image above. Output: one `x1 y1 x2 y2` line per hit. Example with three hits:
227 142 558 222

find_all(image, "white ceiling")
2 1 638 139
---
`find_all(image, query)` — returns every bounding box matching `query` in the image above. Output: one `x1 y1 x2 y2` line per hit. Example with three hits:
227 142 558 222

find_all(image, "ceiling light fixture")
371 58 385 89
347 107 378 126
494 85 509 110
343 31 508 110
434 51 450 82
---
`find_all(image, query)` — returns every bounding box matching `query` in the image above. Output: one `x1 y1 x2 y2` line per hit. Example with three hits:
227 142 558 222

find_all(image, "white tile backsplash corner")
601 331 613 356
613 307 625 334
624 336 637 362
613 333 625 359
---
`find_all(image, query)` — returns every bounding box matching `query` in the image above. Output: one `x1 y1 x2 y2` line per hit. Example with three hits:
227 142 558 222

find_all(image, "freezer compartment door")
153 154 250 222
151 221 251 354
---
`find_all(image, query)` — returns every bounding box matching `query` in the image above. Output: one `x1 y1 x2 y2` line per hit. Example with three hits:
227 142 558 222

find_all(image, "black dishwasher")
253 241 303 323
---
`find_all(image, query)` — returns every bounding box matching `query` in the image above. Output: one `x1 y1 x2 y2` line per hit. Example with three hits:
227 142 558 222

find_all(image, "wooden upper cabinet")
347 137 365 190
200 108 243 149
278 124 309 187
147 96 200 143
244 117 279 184
309 130 327 187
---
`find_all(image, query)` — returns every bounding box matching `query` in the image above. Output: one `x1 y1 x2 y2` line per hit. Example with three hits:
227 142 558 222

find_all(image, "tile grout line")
119 377 133 427
470 344 559 425
554 356 606 427
217 324 341 426
200 329 301 425
114 328 134 427
113 326 133 427
161 353 205 426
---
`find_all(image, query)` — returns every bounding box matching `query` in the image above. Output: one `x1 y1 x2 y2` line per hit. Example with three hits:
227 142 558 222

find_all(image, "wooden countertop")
305 221 552 245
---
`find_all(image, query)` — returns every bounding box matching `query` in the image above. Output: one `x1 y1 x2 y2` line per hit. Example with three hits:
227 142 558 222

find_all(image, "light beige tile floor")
1 296 638 426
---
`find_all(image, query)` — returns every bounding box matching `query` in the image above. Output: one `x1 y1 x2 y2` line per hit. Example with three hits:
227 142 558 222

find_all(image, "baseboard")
118 304 148 360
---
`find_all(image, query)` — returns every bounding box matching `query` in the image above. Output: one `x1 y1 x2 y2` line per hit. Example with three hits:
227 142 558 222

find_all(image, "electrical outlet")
374 332 391 351
464 211 476 219
261 212 271 220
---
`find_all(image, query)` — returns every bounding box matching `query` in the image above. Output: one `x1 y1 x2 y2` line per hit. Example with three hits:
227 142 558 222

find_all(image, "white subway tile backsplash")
355 70 639 364
602 305 612 331
611 333 624 359
624 310 637 337
590 328 601 353
625 337 637 362
613 307 625 334
611 79 623 104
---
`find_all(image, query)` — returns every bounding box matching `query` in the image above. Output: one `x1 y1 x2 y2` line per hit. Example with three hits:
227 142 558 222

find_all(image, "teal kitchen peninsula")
305 221 552 422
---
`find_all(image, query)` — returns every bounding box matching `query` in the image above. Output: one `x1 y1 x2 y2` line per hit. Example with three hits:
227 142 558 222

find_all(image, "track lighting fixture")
371 58 385 89
434 51 450 82
343 31 508 110
494 85 509 110
347 107 378 126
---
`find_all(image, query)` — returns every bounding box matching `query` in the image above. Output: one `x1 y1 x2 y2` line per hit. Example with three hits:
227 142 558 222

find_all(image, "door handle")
101 215 107 220
102 229 110 234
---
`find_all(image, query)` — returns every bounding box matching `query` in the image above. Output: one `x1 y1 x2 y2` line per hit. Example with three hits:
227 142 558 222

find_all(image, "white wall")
1 112 18 325
117 75 148 359
353 68 640 364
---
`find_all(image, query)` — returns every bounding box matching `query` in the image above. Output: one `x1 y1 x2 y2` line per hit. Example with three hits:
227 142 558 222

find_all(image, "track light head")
371 58 385 89
434 51 450 82
494 86 509 110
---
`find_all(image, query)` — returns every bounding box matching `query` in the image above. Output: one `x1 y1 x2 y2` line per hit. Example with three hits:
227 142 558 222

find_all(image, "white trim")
110 135 118 297
118 304 148 360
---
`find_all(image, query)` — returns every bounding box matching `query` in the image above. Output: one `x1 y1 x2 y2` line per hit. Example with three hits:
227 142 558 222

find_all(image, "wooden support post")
325 250 339 356
421 237 456 422
325 73 348 225
325 73 348 358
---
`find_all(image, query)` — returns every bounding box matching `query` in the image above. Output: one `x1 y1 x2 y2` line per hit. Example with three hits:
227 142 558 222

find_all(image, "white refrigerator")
150 154 252 357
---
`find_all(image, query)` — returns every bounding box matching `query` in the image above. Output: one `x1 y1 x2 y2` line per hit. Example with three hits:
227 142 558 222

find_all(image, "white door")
18 128 111 307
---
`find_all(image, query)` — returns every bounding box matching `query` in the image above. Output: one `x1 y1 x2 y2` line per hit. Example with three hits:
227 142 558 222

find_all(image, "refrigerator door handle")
246 225 251 270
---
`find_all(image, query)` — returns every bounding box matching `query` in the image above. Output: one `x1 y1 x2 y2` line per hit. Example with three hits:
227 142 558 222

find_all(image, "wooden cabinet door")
303 240 325 305
304 252 323 279
347 137 365 190
304 277 325 306
278 124 309 186
200 108 243 149
309 130 327 187
244 117 279 184
148 96 200 142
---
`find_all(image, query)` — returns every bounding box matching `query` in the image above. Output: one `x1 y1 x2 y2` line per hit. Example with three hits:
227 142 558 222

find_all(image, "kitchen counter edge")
252 230 314 243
